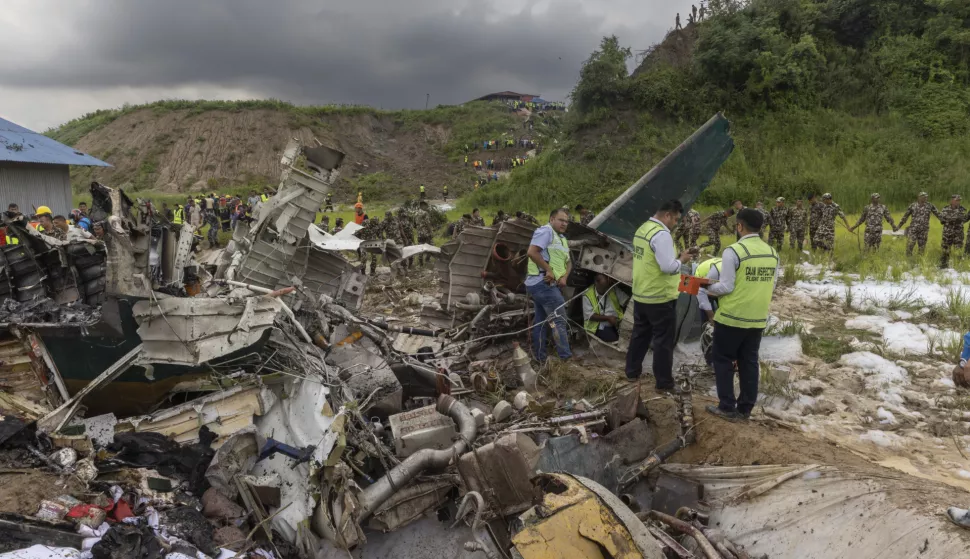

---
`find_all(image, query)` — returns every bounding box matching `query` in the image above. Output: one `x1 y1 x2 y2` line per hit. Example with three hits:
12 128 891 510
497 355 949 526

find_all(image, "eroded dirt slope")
70 108 475 200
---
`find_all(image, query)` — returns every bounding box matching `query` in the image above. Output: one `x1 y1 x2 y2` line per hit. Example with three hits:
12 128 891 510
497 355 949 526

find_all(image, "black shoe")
706 404 744 422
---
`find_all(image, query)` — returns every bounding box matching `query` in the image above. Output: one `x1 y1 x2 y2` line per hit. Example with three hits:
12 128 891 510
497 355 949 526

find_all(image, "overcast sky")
1 0 693 131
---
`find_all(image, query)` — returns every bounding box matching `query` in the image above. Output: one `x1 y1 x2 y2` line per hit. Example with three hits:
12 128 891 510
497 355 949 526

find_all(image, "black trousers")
625 300 676 388
712 322 763 416
594 325 619 343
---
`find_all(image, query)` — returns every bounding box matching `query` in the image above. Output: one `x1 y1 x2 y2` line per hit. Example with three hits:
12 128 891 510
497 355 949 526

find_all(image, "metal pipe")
638 510 722 559
619 390 695 486
358 393 478 519
364 318 444 337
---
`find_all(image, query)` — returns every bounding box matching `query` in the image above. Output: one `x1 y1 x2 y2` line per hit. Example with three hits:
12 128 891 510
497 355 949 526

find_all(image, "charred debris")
0 119 771 558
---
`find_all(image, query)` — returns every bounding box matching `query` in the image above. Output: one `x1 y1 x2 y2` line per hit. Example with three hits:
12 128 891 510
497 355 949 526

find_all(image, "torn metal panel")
589 113 735 246
117 384 277 447
435 220 537 310
132 296 282 366
368 479 455 532
327 343 402 416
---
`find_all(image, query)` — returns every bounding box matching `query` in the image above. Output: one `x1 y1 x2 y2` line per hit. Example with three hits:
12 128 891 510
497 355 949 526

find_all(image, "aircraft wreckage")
1 116 968 559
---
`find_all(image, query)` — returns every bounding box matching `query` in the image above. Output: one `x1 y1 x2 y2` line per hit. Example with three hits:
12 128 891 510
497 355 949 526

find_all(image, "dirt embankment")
71 108 475 201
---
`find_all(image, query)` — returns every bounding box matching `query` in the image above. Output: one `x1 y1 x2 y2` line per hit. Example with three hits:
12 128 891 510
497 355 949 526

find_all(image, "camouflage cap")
919 191 929 197
871 193 880 199
953 194 962 200
822 193 833 199
776 197 785 202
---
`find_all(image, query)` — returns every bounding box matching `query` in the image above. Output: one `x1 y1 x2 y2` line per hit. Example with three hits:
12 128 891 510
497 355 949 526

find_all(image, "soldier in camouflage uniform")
697 208 734 255
814 193 849 251
808 193 823 250
754 201 769 240
319 215 330 234
575 205 596 226
896 192 942 256
471 208 486 227
787 198 808 251
415 202 436 266
767 197 788 250
673 207 702 251
492 210 509 226
453 214 471 239
332 217 344 235
515 211 540 225
939 195 968 267
396 208 416 268
357 217 382 274
848 193 895 251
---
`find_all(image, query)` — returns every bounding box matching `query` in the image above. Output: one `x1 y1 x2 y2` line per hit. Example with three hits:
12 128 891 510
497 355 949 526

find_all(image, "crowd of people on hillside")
503 99 566 112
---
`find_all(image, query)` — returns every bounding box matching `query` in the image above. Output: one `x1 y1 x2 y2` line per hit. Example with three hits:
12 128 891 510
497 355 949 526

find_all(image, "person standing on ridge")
626 200 694 391
698 208 734 255
848 193 895 252
419 184 426 201
525 208 573 362
705 208 780 421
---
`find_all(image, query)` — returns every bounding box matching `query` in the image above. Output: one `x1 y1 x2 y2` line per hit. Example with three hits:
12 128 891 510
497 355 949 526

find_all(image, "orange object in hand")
678 275 708 296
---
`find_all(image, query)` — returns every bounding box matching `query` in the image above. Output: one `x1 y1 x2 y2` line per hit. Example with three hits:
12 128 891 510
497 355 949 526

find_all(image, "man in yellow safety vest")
525 208 572 361
172 204 185 225
704 208 780 421
582 274 628 342
419 184 426 200
626 200 694 391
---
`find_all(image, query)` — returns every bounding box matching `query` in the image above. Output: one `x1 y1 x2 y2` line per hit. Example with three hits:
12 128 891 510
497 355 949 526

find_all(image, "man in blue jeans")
525 208 573 361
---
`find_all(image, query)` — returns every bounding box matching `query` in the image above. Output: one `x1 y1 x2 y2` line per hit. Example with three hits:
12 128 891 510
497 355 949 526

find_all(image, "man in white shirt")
581 274 629 342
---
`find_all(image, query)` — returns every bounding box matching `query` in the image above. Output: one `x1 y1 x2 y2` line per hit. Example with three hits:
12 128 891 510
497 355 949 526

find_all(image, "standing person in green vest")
525 208 573 362
419 184 426 201
626 200 695 391
705 208 780 421
581 274 629 342
442 184 449 201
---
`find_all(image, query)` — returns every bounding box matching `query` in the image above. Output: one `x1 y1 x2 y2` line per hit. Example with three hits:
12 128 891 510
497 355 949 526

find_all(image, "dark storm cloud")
2 0 683 108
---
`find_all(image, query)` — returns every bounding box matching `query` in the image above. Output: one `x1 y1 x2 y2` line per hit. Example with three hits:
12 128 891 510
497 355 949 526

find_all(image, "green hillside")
474 0 970 212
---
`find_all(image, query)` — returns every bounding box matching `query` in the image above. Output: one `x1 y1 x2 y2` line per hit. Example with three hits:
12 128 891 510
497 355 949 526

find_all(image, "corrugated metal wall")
0 162 72 216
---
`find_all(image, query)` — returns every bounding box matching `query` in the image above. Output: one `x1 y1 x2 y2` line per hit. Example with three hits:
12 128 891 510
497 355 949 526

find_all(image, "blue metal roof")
0 117 110 167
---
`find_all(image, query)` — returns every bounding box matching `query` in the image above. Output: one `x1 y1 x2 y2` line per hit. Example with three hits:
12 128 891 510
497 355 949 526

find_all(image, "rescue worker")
77 202 88 217
697 208 734 255
673 207 701 251
419 184 426 201
705 208 780 421
939 194 968 268
525 208 573 361
471 208 485 227
695 256 722 366
442 184 449 201
492 210 509 226
354 203 367 225
357 191 363 205
515 211 540 225
260 189 270 203
813 193 849 252
582 273 629 343
575 204 596 227
33 206 54 234
47 214 68 241
92 221 105 240
324 192 334 213
626 200 694 391
754 201 769 239
206 209 220 248
161 202 173 223
786 198 808 251
767 197 788 250
172 204 185 226
415 202 436 266
357 216 382 275
5 203 24 222
896 191 942 256
453 214 471 239
849 193 896 251
319 215 330 233
396 208 415 267
808 193 823 250
332 218 344 235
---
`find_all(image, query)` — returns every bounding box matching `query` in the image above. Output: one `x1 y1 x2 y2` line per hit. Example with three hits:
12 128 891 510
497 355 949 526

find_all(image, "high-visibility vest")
583 286 623 333
696 257 722 279
420 185 425 193
260 194 269 202
714 237 779 329
173 207 184 224
443 185 448 193
632 220 679 304
526 225 569 280
354 213 366 225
